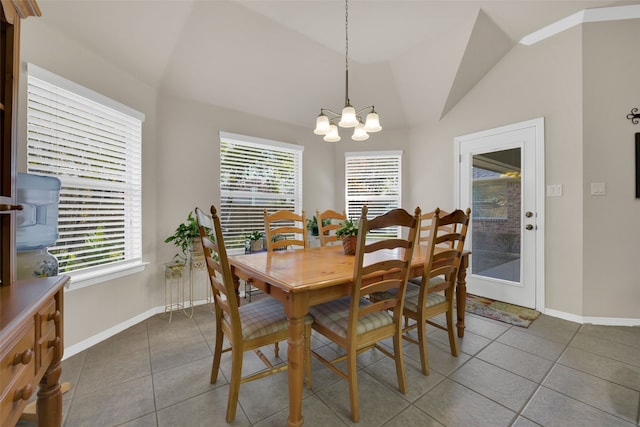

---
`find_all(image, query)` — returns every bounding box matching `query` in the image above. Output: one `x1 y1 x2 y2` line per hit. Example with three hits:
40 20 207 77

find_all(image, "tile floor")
19 301 640 427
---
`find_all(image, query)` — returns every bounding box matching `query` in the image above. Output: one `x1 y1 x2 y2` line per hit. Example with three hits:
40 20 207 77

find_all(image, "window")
345 151 402 238
26 64 144 281
219 132 303 252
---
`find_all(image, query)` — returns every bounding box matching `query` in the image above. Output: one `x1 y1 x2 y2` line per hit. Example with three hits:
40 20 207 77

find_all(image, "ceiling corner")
440 9 514 120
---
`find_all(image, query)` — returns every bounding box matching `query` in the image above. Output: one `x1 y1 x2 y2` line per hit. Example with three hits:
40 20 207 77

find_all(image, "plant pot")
191 237 203 253
250 240 263 252
342 236 357 255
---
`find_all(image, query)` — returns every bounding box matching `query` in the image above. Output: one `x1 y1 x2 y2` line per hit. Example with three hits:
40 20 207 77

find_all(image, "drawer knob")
48 336 61 348
13 348 33 366
47 310 61 322
14 384 34 402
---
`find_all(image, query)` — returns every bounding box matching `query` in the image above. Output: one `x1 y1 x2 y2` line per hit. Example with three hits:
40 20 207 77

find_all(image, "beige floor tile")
48 309 639 427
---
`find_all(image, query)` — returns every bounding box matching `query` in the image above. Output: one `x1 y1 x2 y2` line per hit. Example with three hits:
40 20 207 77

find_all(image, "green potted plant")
164 212 202 264
246 230 265 253
336 218 359 255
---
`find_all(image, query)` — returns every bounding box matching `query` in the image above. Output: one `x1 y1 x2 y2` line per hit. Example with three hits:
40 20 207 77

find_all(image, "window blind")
345 151 402 238
26 65 143 275
220 132 303 251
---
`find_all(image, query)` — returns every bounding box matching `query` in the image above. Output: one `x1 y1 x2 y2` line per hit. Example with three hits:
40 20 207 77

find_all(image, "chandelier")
313 0 382 142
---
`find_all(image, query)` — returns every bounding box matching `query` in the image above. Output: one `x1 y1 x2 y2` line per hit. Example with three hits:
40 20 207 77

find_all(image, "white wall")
408 19 640 321
582 20 640 319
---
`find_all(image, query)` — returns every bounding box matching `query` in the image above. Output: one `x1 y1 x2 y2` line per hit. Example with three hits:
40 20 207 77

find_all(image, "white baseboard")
544 308 640 327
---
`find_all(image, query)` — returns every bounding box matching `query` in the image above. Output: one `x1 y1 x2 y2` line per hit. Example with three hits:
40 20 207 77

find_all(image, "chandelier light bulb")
338 106 358 128
352 123 369 141
323 124 341 142
363 111 382 133
314 113 331 135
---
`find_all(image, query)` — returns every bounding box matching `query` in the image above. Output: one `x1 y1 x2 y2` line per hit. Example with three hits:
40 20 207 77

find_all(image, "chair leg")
393 328 407 394
226 345 244 422
347 348 360 422
417 315 430 375
304 323 312 389
445 306 458 357
210 326 224 383
274 341 280 358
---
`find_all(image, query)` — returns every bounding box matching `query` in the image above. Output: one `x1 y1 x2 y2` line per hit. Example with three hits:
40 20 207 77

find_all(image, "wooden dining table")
229 244 470 427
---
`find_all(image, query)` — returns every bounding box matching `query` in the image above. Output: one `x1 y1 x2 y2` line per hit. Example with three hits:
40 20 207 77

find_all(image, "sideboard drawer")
0 324 35 391
0 323 36 427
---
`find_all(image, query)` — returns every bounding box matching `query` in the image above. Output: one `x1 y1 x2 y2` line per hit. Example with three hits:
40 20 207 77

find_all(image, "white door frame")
454 118 545 312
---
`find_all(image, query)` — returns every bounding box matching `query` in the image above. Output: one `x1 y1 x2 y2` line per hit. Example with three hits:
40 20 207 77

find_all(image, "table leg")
456 253 469 338
287 315 305 427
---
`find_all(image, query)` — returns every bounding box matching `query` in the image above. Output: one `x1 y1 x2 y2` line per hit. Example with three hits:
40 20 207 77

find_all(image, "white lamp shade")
363 112 382 132
338 106 358 128
323 124 341 142
352 123 369 141
314 114 331 135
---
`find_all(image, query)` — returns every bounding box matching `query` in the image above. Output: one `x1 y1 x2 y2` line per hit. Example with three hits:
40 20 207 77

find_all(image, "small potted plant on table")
246 230 265 253
336 218 359 255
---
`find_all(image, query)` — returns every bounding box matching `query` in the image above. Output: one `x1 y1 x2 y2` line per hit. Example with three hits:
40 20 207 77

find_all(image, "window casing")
345 151 402 239
219 132 303 253
26 64 144 282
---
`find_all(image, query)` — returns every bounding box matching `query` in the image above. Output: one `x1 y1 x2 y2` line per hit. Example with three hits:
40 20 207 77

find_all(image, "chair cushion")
309 296 393 339
372 281 446 313
238 297 312 341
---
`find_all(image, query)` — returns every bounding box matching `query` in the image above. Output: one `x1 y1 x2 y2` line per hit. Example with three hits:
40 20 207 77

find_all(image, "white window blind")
219 132 303 252
26 64 144 276
345 151 402 239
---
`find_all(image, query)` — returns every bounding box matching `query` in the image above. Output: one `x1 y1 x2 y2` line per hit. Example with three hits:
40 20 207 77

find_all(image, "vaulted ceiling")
36 0 627 131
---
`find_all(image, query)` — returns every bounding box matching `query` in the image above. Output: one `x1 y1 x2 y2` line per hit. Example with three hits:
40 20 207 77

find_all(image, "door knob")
525 211 533 218
525 224 534 230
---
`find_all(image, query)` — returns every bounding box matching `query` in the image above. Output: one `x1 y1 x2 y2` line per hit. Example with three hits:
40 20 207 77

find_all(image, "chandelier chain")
345 0 349 74
313 0 381 141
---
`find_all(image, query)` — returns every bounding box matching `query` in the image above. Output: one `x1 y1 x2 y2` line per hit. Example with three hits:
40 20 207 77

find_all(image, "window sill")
64 261 149 292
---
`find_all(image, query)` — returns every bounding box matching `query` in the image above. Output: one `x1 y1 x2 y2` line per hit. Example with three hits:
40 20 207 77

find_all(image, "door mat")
465 294 541 328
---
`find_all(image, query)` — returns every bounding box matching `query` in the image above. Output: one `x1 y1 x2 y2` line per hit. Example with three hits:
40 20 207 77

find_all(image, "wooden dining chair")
410 208 455 288
195 206 313 422
309 205 420 422
373 208 470 376
315 209 347 246
263 209 308 252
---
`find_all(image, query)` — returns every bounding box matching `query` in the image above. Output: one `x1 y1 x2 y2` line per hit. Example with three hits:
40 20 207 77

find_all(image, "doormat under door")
465 294 541 328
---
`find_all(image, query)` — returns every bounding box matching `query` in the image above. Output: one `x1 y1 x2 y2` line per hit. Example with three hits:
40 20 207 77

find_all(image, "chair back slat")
264 209 308 252
316 209 347 246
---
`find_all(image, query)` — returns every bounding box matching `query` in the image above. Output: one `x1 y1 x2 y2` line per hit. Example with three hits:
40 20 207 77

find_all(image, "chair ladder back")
349 206 421 335
264 209 308 252
316 209 347 246
419 208 471 296
195 206 240 323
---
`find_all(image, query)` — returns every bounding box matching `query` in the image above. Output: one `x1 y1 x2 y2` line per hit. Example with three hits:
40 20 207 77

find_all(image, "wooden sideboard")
1 275 67 427
1 2 67 426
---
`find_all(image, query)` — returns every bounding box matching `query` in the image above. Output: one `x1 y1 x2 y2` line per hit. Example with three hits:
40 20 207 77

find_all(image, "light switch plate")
591 182 606 196
547 184 562 197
